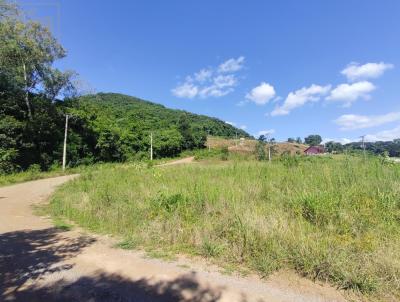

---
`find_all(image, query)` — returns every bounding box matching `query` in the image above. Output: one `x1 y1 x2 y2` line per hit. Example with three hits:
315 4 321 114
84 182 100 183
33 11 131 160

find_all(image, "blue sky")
22 0 400 142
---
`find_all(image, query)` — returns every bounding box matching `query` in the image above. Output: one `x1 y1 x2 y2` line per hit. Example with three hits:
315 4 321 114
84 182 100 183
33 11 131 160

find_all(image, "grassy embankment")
49 155 400 300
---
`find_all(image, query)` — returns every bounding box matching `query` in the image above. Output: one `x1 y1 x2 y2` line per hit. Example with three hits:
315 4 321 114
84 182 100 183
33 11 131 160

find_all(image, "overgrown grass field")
49 156 400 300
0 158 168 187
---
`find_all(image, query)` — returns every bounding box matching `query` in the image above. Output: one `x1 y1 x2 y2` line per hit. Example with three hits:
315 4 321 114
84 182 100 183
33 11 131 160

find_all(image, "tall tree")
258 135 266 142
178 113 194 149
0 1 73 119
325 141 343 153
255 135 266 160
43 69 77 102
304 134 322 146
0 0 77 172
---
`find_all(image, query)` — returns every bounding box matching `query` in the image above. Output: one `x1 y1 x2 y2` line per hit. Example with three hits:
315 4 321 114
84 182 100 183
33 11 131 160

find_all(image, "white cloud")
200 87 233 98
271 84 331 116
365 126 400 142
171 82 198 98
257 129 275 137
172 57 244 99
199 74 237 98
341 138 352 144
321 137 353 145
272 96 282 103
245 82 276 105
194 68 212 82
213 74 237 88
326 81 375 107
225 122 247 131
218 56 245 73
341 62 394 81
323 125 400 143
335 112 400 130
236 100 247 106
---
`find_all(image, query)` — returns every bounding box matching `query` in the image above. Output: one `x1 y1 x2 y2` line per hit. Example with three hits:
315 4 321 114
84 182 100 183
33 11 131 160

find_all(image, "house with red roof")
304 145 325 155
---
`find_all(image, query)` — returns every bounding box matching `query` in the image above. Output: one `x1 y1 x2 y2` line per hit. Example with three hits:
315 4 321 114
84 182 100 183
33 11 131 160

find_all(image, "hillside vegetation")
50 156 400 301
0 90 249 173
64 93 250 163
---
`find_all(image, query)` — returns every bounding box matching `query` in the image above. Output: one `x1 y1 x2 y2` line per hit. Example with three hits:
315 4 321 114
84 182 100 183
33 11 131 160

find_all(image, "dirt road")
157 156 195 167
0 175 347 302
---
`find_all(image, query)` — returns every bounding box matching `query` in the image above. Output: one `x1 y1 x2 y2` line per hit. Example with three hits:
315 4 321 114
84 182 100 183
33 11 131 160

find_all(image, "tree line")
332 140 400 157
286 134 400 157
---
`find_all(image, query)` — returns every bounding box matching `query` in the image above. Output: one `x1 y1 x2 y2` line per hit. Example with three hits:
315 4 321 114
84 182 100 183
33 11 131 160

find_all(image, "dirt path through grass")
157 156 195 167
0 175 347 302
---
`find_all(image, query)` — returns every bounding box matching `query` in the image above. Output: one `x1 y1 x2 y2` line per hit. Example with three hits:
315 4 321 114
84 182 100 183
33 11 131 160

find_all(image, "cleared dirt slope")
207 137 308 155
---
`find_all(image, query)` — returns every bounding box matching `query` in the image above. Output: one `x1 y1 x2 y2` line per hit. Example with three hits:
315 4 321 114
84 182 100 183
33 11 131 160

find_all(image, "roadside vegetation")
49 154 400 301
0 156 184 187
0 164 68 187
0 162 100 187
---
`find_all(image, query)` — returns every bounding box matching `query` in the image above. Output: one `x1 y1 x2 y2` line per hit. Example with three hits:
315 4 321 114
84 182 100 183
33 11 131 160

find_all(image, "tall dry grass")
49 156 400 300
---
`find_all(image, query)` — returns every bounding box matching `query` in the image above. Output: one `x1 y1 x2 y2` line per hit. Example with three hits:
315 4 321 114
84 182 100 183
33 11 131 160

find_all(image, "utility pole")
62 114 69 171
265 133 271 162
207 129 211 151
360 135 366 160
235 130 238 147
150 132 153 161
268 143 271 162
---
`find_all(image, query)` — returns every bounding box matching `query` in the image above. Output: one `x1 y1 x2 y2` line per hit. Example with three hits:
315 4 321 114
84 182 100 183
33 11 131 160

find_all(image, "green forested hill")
0 92 249 173
61 92 250 164
1 90 250 173
71 93 249 140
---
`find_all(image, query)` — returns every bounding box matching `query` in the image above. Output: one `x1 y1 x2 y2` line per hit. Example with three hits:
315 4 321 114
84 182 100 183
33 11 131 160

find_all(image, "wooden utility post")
235 130 238 147
268 143 271 162
265 133 271 162
62 114 69 171
360 135 366 160
207 130 211 151
150 132 153 161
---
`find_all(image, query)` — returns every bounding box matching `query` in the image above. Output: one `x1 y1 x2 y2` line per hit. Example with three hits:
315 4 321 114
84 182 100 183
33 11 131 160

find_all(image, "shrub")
27 164 41 174
0 148 19 174
220 146 229 161
255 141 266 161
280 152 299 167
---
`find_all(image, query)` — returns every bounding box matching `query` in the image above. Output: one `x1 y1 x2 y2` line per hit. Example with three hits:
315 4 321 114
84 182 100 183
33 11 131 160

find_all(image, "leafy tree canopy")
304 134 322 146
